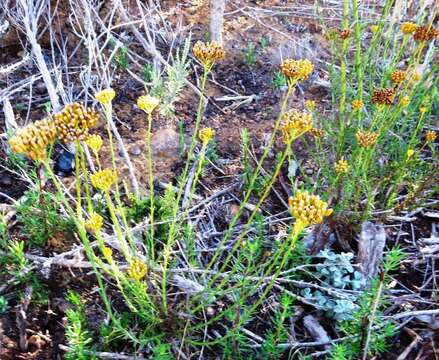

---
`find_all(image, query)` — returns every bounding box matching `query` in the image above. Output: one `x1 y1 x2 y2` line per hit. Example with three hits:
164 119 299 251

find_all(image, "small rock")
129 145 142 156
305 168 314 175
151 128 180 160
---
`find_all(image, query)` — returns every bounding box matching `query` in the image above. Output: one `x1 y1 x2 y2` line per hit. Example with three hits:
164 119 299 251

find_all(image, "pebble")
305 168 314 175
151 128 180 160
129 145 142 156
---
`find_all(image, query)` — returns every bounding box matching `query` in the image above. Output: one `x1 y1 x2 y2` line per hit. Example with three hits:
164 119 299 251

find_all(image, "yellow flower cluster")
391 70 406 84
335 158 349 174
400 22 417 34
193 41 225 67
351 99 364 111
426 130 437 143
85 211 104 233
370 25 379 33
281 109 313 142
199 127 215 144
54 103 99 143
127 257 147 281
400 96 410 107
305 100 316 111
280 59 314 82
85 134 103 154
137 95 160 114
102 246 113 262
95 88 116 106
90 168 118 192
8 118 58 161
337 28 352 39
371 88 395 106
309 127 326 139
288 191 333 228
406 149 415 159
413 25 439 42
356 130 378 148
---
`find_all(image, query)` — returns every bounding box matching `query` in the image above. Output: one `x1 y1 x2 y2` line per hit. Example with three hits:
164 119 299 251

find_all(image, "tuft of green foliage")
65 290 96 360
243 42 257 66
16 189 73 246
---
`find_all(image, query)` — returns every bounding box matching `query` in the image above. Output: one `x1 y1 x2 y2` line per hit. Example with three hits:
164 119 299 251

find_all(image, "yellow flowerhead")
8 118 58 161
193 41 225 68
390 70 406 84
127 257 147 281
351 99 364 111
419 106 427 114
288 191 333 231
426 130 437 143
335 158 349 174
400 96 410 107
137 95 160 114
305 100 316 111
412 71 422 82
280 59 314 82
95 88 116 105
281 109 313 142
309 127 326 139
371 88 395 106
90 168 117 192
370 25 379 33
54 103 99 143
85 134 103 153
85 212 104 233
356 130 378 148
102 246 113 262
413 25 439 42
400 22 417 35
406 149 415 159
199 127 215 145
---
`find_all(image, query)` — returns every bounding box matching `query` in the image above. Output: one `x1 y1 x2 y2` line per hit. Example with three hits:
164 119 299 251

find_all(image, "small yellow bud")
199 127 215 144
370 25 379 33
102 246 113 262
90 168 118 192
127 257 147 281
137 95 160 114
351 99 364 111
85 212 104 233
419 106 427 114
400 96 410 107
305 100 316 111
335 158 349 174
85 134 103 153
406 149 414 159
400 22 417 35
426 130 437 142
95 88 116 105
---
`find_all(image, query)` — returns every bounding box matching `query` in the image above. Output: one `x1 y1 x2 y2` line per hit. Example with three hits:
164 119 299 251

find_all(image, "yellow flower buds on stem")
193 41 225 71
280 59 313 87
90 168 118 192
281 109 313 143
127 257 147 281
288 191 333 235
199 127 215 145
95 88 116 106
137 95 160 114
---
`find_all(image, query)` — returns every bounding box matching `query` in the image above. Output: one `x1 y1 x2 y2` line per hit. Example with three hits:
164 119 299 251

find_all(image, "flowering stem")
160 66 210 314
146 112 155 261
203 81 295 274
